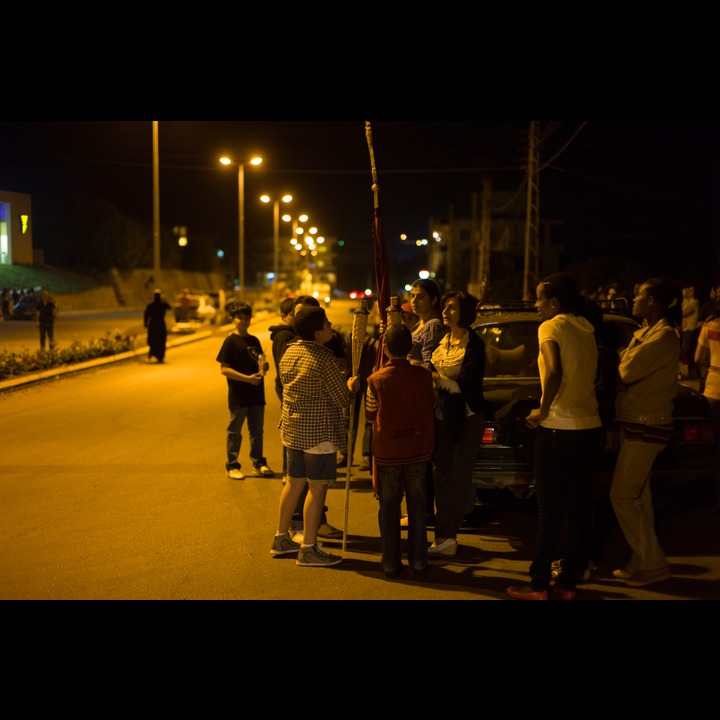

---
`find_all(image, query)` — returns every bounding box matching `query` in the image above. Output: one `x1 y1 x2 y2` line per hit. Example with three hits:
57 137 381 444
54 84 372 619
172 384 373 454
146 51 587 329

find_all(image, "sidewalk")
0 309 277 393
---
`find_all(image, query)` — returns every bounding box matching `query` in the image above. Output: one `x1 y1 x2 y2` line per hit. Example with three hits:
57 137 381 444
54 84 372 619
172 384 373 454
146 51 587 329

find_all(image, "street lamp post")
219 155 262 296
260 194 292 300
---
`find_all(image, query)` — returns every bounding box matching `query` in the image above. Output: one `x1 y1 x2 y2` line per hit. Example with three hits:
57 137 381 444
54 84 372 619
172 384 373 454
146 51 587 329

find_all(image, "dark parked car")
11 293 41 320
472 301 716 500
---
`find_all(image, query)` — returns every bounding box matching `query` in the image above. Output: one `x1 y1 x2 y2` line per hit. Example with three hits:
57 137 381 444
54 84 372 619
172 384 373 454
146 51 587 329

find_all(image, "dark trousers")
432 412 484 539
39 323 54 350
376 461 428 573
530 425 605 590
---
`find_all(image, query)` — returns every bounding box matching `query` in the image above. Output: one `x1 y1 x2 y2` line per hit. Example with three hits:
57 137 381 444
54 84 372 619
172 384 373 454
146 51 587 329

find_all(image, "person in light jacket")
609 277 681 588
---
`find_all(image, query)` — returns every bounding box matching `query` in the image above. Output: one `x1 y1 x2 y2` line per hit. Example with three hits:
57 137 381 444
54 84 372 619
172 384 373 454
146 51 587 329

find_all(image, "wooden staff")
342 299 369 552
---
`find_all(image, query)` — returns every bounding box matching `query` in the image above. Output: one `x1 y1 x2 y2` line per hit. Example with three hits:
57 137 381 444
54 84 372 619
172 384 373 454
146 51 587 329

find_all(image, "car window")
475 322 540 377
598 318 636 352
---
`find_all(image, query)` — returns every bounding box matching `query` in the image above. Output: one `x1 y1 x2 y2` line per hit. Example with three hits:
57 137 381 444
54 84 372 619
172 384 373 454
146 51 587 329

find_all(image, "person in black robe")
144 290 171 363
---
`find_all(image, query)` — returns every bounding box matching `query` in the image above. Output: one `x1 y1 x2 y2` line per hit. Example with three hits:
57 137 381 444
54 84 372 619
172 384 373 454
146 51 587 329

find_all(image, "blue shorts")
286 448 336 484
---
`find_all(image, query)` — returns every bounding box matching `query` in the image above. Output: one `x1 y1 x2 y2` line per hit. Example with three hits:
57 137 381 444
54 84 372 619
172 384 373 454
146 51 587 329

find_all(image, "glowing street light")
260 193 293 299
219 154 263 295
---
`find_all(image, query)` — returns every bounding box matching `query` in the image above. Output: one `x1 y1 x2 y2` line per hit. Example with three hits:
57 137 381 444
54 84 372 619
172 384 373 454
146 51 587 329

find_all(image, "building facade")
0 189 34 266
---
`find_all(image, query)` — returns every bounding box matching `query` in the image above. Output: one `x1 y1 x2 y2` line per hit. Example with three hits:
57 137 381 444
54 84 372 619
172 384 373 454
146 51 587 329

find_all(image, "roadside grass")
0 265 107 295
0 265 133 382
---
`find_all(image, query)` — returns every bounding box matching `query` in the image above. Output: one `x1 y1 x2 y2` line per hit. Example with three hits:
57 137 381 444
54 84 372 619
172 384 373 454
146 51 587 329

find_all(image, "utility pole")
445 203 454 290
479 179 491 298
152 121 161 278
522 121 540 300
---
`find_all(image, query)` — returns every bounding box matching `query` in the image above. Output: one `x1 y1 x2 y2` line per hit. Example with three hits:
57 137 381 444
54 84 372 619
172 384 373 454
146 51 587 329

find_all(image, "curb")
0 309 278 393
0 327 219 392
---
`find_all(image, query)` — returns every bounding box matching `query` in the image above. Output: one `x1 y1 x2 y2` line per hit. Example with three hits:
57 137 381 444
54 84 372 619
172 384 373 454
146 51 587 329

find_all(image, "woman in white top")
428 290 485 557
507 274 604 601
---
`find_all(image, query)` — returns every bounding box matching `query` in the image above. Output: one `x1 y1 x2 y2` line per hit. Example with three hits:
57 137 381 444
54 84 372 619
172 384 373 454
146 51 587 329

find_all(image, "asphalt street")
1 303 718 602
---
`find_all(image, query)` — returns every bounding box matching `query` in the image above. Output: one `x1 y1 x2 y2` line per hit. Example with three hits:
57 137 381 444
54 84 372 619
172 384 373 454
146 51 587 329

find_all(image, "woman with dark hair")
507 273 604 600
609 278 680 587
408 278 448 368
428 290 485 557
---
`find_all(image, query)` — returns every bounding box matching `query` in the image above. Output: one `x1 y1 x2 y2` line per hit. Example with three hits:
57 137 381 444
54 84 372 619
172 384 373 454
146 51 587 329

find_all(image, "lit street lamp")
293 221 325 296
260 193 293 299
219 154 263 295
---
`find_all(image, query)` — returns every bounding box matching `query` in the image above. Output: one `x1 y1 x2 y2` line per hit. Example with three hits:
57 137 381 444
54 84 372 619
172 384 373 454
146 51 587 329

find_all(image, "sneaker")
552 584 577 601
612 565 638 580
506 584 549 601
297 544 342 567
226 468 245 480
317 522 344 540
254 465 275 477
270 533 301 556
428 538 458 557
624 565 672 587
552 559 592 584
358 457 371 472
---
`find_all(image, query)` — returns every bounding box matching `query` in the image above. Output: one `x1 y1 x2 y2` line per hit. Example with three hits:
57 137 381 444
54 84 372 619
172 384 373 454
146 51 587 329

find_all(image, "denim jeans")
226 401 266 471
530 425 605 590
376 461 428 573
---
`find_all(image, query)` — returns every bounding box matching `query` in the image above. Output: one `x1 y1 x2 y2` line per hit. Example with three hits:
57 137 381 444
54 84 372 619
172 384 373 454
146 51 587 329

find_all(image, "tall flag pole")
365 121 391 372
365 121 391 493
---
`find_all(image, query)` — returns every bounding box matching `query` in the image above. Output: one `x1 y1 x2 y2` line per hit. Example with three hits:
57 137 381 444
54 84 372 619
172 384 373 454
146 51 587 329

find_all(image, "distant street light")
284 213 309 292
260 193 293 299
219 155 263 295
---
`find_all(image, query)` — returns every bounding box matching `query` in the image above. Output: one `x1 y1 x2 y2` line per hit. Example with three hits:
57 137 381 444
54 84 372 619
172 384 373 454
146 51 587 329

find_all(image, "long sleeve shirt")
615 318 679 425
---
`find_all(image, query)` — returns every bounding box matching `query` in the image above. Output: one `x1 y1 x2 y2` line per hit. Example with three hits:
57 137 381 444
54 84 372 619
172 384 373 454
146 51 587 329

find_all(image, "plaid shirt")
279 339 351 451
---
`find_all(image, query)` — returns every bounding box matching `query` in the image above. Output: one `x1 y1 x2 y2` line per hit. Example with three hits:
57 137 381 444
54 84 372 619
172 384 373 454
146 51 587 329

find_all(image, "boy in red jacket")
365 324 436 577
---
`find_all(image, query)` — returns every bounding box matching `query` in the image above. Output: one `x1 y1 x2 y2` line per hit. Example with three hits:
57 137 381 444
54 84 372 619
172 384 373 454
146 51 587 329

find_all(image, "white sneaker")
428 538 458 556
226 468 245 480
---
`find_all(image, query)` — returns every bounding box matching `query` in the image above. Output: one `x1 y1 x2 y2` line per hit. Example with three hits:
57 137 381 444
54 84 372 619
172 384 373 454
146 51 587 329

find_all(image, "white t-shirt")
538 313 602 430
696 317 720 401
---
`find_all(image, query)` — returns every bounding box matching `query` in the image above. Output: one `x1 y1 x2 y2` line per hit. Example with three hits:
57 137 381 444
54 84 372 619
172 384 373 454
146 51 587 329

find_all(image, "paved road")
1 304 718 600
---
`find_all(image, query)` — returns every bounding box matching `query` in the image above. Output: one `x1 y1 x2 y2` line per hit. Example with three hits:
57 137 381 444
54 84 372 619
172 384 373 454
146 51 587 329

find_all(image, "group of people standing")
206 270 713 595
508 274 693 600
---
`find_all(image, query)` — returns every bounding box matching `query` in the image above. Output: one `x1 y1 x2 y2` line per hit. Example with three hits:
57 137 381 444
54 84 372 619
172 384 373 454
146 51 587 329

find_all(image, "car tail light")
683 424 701 442
482 427 496 444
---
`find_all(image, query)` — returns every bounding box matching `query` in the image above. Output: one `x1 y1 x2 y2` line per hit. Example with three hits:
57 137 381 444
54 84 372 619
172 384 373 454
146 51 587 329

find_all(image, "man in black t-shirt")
216 302 274 480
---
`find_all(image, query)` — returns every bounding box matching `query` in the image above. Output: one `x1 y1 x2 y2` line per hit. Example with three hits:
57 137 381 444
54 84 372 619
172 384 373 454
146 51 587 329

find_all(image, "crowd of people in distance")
1 286 41 317
207 271 720 594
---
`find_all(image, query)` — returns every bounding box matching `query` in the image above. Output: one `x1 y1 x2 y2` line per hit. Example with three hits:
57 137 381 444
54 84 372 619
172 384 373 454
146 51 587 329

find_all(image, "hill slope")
0 265 107 295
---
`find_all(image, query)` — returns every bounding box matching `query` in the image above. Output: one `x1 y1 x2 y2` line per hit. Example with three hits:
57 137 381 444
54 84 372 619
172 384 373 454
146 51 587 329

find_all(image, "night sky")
1 120 719 293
